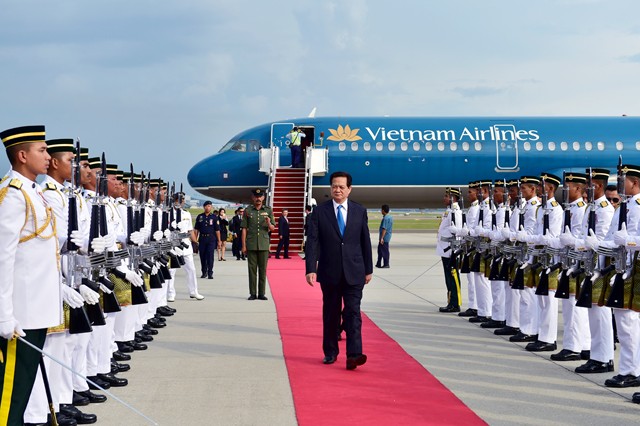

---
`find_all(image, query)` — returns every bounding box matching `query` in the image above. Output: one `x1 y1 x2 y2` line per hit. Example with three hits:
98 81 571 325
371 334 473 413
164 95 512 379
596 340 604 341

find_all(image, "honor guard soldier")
241 188 275 300
457 182 480 317
194 200 220 279
469 180 494 324
0 125 63 426
437 187 462 312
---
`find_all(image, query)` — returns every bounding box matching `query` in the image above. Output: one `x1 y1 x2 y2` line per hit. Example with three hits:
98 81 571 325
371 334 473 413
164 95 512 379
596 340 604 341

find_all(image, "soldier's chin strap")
17 336 159 426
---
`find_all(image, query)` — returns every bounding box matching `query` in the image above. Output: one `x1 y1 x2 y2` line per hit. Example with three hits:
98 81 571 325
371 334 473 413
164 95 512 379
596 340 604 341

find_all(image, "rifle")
470 184 486 272
497 179 514 281
126 164 148 305
554 171 575 299
458 188 472 273
575 168 597 308
535 175 553 295
603 157 629 308
510 180 529 290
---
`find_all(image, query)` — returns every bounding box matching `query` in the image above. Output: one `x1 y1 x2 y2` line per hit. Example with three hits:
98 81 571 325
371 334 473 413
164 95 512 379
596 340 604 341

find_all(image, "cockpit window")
218 139 263 153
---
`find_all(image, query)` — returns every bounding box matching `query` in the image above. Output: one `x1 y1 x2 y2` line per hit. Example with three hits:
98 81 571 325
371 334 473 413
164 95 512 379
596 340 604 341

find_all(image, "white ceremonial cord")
18 336 159 425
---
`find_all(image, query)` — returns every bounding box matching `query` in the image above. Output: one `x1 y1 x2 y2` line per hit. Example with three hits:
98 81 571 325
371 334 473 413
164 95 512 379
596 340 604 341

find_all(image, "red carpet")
267 258 486 426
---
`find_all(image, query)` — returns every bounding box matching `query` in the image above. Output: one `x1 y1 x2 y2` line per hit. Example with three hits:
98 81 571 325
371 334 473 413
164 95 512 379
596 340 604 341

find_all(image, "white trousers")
474 273 492 317
537 291 558 344
561 296 590 352
73 331 92 392
490 280 507 321
87 312 115 376
167 254 199 298
519 288 539 336
613 309 640 376
588 305 614 363
465 273 477 310
505 283 521 329
113 305 137 342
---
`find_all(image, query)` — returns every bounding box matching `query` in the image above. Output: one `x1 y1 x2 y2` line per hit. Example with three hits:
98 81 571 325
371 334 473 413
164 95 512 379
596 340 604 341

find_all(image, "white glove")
456 225 470 237
0 319 25 340
469 227 478 237
490 228 505 241
609 274 616 287
164 229 171 238
141 227 151 238
153 230 163 241
537 234 553 246
574 238 587 251
516 229 529 242
171 220 177 229
501 227 513 240
99 282 113 294
62 285 85 309
178 221 189 232
590 270 601 283
90 236 107 254
559 226 576 247
117 266 144 287
613 223 637 248
585 229 600 251
175 247 183 256
474 226 484 237
79 284 100 305
519 261 531 270
70 229 88 252
103 233 116 249
130 231 146 246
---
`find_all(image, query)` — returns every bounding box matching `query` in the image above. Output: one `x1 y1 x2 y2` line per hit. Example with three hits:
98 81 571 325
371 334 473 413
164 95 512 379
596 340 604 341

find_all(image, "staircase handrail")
266 146 279 207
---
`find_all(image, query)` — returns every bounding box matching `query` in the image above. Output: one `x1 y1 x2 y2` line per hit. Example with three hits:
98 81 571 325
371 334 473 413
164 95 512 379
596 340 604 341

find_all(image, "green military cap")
564 172 587 184
79 147 90 161
478 180 492 187
46 138 76 154
149 179 161 187
133 173 143 183
541 172 561 187
88 157 101 170
251 188 266 197
446 187 461 197
620 164 640 179
116 170 124 180
1 125 46 149
122 172 132 182
468 181 478 188
106 164 118 175
588 168 610 181
520 176 540 185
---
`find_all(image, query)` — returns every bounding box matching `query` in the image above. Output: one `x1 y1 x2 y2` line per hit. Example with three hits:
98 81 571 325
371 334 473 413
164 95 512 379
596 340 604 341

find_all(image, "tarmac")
88 233 640 425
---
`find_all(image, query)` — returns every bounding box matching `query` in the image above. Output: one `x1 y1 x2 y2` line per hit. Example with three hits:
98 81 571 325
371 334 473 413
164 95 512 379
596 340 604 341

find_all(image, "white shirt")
332 199 348 226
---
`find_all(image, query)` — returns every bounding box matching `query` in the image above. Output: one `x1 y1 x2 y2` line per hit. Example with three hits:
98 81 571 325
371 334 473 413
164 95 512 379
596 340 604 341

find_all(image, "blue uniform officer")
194 200 221 279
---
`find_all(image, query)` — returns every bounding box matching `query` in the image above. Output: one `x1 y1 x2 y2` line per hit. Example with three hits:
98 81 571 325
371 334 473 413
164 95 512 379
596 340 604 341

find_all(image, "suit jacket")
278 216 290 237
305 199 373 286
230 215 242 235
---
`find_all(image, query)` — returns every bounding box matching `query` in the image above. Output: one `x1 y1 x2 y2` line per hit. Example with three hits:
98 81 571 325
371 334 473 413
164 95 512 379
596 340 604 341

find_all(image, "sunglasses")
607 197 620 203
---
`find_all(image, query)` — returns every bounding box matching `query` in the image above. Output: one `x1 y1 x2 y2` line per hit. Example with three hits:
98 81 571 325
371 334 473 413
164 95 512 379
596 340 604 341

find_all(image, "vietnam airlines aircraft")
188 116 639 208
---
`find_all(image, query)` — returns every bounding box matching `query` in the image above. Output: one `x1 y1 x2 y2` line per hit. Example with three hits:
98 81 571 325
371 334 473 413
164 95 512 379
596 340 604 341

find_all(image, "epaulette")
471 201 478 206
44 182 57 191
530 200 537 206
599 200 608 208
577 201 585 207
9 178 23 189
551 200 559 207
636 199 640 205
443 211 449 217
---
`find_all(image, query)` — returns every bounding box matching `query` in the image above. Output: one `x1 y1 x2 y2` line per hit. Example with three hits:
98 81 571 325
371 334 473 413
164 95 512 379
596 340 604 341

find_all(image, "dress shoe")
439 305 461 313
275 256 280 259
580 350 591 360
380 265 390 268
284 256 291 259
154 313 167 322
77 390 107 404
49 412 78 426
97 372 128 387
575 359 614 374
60 403 98 424
346 354 368 370
87 376 110 390
481 319 506 329
200 273 207 278
130 341 148 351
111 360 130 373
248 295 257 300
632 392 640 404
135 331 154 342
469 316 490 323
72 390 90 406
156 306 174 317
509 332 538 342
258 295 268 300
112 350 131 361
142 324 159 335
116 341 134 353
458 308 477 317
525 341 557 352
24 423 48 426
495 326 520 336
322 355 337 364
208 275 213 279
190 293 205 300
604 374 640 388
550 349 581 361
164 305 177 313
167 295 175 302
147 318 166 328
375 264 381 268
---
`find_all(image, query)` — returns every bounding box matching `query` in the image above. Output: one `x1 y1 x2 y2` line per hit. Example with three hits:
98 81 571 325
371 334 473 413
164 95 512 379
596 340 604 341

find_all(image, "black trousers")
276 235 289 258
199 238 216 276
376 241 390 267
232 236 242 259
441 256 461 308
320 274 364 358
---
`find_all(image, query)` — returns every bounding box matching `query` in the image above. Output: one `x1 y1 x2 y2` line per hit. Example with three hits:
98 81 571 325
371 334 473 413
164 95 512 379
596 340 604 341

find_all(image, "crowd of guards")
0 125 199 425
437 163 640 404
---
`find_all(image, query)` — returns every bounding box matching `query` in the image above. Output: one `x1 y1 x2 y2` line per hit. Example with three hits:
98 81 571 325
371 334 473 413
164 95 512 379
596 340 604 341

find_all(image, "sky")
1 0 640 196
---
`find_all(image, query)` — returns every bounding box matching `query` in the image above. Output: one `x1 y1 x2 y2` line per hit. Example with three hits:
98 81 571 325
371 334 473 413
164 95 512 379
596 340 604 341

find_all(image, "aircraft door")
493 124 519 171
270 123 295 148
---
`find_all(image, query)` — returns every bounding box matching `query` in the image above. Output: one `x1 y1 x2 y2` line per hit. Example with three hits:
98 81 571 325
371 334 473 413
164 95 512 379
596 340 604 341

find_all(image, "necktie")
337 205 345 236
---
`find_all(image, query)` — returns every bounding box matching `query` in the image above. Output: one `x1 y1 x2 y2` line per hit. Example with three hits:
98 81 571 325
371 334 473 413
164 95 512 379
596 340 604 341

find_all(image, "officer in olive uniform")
241 188 275 300
194 200 221 279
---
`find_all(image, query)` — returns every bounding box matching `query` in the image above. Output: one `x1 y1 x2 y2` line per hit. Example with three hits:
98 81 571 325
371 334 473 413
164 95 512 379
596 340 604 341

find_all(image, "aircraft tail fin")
308 107 317 118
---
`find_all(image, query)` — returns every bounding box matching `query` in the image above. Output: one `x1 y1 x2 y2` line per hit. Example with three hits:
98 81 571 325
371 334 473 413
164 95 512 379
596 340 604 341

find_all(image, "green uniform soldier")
241 188 275 300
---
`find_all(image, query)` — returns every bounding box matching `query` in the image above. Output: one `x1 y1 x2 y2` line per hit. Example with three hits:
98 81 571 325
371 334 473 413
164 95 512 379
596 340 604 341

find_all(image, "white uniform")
168 208 201 299
505 202 522 329
489 202 507 322
475 197 493 318
518 196 540 337
465 200 480 310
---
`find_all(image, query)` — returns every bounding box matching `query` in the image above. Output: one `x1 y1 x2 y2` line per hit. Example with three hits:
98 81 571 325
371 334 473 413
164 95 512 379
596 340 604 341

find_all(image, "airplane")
188 116 640 208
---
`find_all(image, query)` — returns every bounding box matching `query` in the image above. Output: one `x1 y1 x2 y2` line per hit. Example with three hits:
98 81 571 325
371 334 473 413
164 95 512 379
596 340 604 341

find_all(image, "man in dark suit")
305 171 373 370
230 207 245 260
276 209 290 259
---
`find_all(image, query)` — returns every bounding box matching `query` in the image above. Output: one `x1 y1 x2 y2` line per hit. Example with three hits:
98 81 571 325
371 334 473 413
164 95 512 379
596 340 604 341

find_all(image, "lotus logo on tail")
327 124 362 142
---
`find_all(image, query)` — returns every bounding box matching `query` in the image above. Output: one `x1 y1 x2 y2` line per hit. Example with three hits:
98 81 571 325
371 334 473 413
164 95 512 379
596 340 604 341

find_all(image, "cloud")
451 86 506 98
